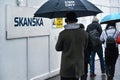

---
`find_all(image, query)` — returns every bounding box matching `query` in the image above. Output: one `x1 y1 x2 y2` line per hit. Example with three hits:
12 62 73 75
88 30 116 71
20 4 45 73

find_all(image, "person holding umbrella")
55 12 88 80
34 0 102 79
100 22 119 80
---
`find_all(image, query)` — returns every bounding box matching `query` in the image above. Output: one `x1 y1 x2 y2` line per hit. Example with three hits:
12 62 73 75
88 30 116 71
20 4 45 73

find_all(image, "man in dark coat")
86 16 105 77
55 12 88 80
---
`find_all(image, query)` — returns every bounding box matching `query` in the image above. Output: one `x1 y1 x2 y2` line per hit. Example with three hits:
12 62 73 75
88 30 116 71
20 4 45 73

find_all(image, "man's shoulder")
87 23 93 27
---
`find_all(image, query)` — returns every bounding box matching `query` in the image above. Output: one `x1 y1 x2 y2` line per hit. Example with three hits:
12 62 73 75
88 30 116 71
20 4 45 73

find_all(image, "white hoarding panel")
6 5 51 39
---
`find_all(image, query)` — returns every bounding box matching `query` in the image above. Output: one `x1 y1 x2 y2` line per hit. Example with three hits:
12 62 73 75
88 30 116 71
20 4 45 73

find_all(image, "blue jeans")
90 46 105 74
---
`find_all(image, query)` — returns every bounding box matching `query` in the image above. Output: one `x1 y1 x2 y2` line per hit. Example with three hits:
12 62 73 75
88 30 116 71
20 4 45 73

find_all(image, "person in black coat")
86 16 105 77
79 23 92 80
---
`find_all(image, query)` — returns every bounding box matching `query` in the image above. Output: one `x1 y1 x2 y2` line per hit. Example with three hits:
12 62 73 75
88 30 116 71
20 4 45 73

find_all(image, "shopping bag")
116 32 120 44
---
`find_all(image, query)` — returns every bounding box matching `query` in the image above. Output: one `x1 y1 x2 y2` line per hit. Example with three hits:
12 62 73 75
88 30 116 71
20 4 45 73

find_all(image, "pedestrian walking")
100 22 119 80
55 12 88 80
86 16 105 77
79 23 92 80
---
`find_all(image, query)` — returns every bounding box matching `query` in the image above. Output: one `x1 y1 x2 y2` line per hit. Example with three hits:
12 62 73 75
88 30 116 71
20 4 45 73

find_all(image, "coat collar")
64 23 79 29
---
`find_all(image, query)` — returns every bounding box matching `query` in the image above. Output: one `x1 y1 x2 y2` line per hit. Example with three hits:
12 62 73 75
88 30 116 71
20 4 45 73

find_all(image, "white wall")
0 0 120 80
0 1 26 80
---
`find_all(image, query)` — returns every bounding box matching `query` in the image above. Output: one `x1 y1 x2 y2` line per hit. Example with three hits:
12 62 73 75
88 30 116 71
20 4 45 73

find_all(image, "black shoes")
107 76 113 80
90 73 96 77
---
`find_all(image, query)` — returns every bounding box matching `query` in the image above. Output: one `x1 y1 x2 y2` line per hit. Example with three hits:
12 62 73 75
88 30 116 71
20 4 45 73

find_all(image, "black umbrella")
34 0 102 18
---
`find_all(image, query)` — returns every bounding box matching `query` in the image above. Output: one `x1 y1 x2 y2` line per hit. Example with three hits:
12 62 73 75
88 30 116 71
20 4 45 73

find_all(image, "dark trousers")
81 75 87 80
82 42 92 80
61 76 79 80
105 47 119 78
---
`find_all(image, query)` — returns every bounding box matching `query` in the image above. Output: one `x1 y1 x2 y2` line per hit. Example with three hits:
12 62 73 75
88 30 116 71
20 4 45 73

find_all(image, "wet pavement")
47 55 120 80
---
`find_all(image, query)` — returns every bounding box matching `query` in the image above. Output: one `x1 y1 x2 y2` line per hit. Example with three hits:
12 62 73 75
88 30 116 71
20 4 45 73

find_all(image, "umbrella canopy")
34 0 102 18
100 13 120 24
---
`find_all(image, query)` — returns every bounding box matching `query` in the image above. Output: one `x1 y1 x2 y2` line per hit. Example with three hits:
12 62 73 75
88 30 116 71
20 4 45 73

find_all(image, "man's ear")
75 19 78 22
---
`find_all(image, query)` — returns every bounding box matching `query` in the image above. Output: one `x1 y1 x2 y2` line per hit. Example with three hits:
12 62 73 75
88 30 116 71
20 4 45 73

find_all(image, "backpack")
105 30 116 49
89 29 101 51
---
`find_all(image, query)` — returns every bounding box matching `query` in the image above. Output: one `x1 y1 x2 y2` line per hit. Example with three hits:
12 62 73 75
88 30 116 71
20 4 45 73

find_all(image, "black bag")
105 30 116 49
89 29 101 51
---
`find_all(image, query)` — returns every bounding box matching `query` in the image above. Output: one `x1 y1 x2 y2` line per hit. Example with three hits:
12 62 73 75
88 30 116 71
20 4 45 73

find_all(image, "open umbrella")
34 0 102 18
100 13 120 24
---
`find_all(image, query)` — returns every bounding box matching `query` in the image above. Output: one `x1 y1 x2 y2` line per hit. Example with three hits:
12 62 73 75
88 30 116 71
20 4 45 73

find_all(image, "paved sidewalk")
47 55 120 80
